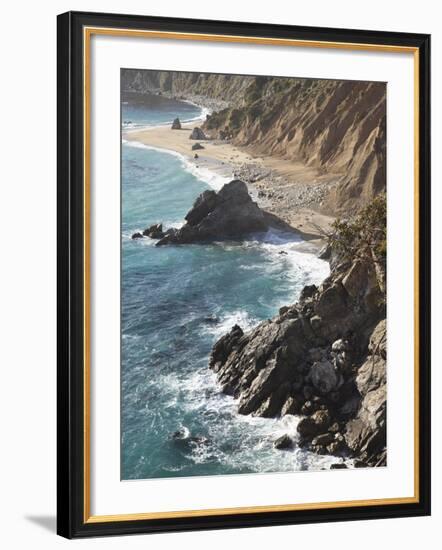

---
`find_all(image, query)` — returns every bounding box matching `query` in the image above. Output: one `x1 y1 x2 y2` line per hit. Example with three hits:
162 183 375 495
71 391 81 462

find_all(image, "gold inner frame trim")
83 26 420 524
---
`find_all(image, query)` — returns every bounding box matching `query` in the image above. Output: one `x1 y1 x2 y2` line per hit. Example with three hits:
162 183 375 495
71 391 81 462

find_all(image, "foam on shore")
122 138 232 191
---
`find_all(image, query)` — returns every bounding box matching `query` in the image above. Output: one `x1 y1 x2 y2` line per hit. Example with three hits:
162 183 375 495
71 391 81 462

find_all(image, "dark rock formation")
131 232 143 239
143 223 165 239
192 143 204 151
156 180 293 246
318 243 332 260
189 127 206 140
209 245 386 467
171 117 181 129
344 320 386 466
274 434 293 450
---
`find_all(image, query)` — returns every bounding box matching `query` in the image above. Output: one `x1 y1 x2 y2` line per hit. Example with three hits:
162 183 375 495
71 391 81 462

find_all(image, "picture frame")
57 10 431 538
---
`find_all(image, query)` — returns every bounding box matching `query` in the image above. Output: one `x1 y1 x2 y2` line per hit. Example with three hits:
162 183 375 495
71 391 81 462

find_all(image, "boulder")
131 232 143 239
300 284 317 301
192 143 204 151
171 117 181 129
312 432 335 446
143 223 164 239
330 463 348 469
310 360 343 395
274 434 293 450
297 409 331 438
189 127 206 140
315 283 348 319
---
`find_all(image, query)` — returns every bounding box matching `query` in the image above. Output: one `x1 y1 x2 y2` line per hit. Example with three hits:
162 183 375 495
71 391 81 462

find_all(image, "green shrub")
328 193 386 265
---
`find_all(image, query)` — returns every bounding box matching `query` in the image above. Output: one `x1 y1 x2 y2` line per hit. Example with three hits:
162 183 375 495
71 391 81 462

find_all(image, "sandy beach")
125 119 338 243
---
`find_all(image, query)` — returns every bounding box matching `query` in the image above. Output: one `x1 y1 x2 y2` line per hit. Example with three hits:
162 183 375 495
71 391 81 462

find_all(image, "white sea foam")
174 366 343 473
203 310 259 339
122 139 231 191
242 229 330 286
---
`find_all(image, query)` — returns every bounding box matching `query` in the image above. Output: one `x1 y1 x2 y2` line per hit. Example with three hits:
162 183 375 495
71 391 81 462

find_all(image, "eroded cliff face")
204 78 386 215
121 70 250 108
122 70 386 215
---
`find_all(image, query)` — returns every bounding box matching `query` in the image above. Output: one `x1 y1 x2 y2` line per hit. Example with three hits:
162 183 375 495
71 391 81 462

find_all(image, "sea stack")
189 127 206 140
171 117 181 129
155 180 285 245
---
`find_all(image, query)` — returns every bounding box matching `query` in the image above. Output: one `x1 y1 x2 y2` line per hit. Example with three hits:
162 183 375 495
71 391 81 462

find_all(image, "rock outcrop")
209 246 386 466
189 127 207 140
345 320 386 466
171 117 181 129
156 180 295 245
192 143 204 151
143 223 165 239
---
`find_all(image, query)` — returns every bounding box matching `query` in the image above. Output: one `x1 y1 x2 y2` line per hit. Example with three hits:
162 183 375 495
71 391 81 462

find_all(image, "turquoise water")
121 96 333 480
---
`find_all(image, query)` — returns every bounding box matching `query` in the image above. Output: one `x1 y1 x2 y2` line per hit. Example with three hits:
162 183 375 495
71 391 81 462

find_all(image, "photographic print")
57 12 430 537
121 69 387 480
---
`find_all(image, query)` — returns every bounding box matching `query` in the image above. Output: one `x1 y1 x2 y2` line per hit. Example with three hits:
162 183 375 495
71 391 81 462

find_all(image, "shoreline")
124 117 337 246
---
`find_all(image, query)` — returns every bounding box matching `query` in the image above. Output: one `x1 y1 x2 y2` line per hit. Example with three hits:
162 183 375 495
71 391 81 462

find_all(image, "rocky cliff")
209 195 387 467
122 70 386 215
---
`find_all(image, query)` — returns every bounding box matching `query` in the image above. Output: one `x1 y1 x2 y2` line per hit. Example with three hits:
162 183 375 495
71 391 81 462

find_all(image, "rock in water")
171 117 181 129
274 434 293 450
330 463 348 469
192 143 204 150
131 232 143 239
143 223 164 239
297 410 331 437
189 127 206 140
156 180 275 245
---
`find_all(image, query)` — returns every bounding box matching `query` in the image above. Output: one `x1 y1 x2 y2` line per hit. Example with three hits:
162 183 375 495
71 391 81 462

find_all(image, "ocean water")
121 95 337 480
122 91 208 130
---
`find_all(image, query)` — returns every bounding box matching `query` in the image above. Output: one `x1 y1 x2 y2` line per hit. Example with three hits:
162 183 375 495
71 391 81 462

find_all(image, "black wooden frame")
57 10 431 539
